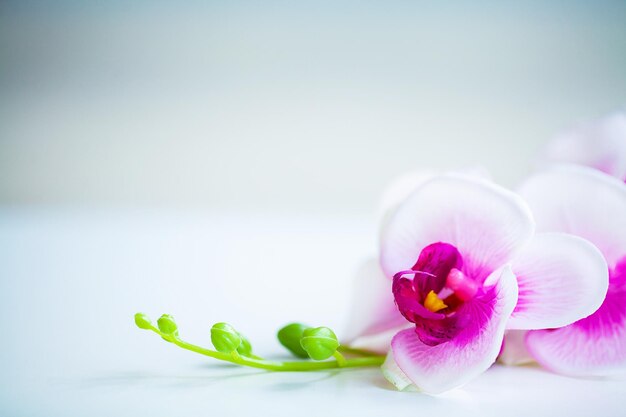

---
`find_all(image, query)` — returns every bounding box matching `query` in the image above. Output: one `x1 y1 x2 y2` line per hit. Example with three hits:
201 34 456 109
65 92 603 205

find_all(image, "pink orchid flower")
346 173 608 393
539 112 626 182
507 165 626 376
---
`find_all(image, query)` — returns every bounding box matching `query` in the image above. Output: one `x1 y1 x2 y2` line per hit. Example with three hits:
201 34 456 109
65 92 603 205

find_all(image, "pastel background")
1 2 625 416
2 1 625 210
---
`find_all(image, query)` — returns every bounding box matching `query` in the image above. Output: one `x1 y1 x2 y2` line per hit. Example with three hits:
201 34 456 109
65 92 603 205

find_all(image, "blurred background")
1 2 626 416
2 1 625 211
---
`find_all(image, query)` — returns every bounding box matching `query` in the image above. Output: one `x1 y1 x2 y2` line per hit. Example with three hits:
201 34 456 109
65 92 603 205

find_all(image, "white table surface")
1 207 625 417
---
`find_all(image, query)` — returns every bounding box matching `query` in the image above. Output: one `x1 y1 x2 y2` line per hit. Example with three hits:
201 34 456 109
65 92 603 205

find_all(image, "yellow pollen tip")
424 290 448 313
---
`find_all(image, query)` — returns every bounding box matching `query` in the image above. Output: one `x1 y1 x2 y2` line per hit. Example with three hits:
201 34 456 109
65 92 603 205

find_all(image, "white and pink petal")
378 167 493 223
525 257 626 376
498 330 535 366
518 165 626 266
380 174 534 282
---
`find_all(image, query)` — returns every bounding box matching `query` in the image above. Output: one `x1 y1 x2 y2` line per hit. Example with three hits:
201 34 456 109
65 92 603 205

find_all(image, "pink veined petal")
508 232 609 330
539 112 626 181
498 330 535 366
525 256 626 376
518 165 626 266
388 265 518 394
380 174 535 282
342 259 407 347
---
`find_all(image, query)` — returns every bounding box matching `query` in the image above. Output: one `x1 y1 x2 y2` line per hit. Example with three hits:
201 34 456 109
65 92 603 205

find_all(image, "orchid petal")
518 165 626 266
410 242 462 300
379 167 492 222
508 232 608 330
498 330 535 366
349 328 409 354
380 174 534 282
525 257 626 376
342 259 407 347
388 265 518 394
381 351 414 391
379 171 437 220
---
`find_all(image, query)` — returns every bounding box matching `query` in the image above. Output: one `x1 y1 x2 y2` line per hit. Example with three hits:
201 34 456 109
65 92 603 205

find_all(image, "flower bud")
157 314 178 336
134 312 153 330
236 334 253 357
277 323 310 358
211 322 242 353
300 327 340 361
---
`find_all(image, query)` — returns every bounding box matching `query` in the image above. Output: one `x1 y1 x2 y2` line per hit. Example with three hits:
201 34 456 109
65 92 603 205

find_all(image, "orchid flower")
505 165 626 376
346 173 608 393
132 168 611 391
539 112 626 182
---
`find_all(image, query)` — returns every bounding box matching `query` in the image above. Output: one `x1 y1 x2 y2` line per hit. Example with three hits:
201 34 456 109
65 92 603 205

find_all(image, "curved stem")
149 328 385 371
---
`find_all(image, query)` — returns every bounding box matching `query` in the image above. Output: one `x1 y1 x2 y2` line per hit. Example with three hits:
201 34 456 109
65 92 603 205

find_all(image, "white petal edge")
350 327 411 354
518 164 626 266
381 351 415 391
378 167 492 224
380 174 535 282
539 112 626 181
341 258 407 349
379 170 437 221
498 330 535 366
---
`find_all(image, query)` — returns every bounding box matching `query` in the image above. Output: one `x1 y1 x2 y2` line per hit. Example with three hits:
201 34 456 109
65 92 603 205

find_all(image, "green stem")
337 345 381 357
149 327 384 371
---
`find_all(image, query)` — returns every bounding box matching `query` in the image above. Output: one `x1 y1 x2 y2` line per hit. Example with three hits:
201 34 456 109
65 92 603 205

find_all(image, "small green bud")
236 334 253 357
300 327 340 361
277 323 310 358
157 314 178 336
134 312 153 330
211 322 242 353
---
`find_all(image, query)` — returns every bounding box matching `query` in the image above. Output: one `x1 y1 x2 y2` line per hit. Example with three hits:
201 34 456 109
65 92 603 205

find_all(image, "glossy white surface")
1 208 625 416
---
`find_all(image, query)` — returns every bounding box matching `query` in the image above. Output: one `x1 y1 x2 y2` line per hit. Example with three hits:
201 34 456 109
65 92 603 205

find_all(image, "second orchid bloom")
349 172 610 394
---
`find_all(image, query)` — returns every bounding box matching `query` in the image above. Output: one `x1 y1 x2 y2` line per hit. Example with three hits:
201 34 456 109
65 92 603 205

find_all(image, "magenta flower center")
392 242 482 346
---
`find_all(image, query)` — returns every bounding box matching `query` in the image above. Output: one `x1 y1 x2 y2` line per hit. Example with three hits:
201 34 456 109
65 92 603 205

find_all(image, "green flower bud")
277 323 310 358
211 322 242 353
236 334 253 357
300 327 339 361
134 312 153 330
157 314 178 336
